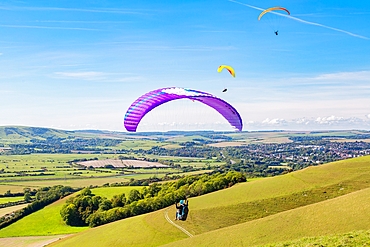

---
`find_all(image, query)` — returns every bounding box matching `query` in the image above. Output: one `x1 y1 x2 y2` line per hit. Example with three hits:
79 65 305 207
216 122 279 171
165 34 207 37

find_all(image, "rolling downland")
48 156 370 246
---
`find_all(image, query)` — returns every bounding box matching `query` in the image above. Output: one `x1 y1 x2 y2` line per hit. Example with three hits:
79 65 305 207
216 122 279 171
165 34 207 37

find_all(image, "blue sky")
0 0 370 132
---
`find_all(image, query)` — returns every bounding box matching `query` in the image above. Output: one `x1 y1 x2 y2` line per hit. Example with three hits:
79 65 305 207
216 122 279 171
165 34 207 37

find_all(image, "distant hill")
0 126 133 144
0 126 74 143
48 155 370 247
2 126 370 145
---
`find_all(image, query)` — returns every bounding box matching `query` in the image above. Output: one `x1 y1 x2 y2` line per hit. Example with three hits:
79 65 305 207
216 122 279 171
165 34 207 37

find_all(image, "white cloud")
241 115 370 131
315 115 344 124
313 71 370 81
261 118 287 125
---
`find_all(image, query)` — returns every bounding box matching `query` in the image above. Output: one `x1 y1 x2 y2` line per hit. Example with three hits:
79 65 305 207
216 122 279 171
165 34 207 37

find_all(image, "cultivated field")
76 159 168 168
0 204 29 218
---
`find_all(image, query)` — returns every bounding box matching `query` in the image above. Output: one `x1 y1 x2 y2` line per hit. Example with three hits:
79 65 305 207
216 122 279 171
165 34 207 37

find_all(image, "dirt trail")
164 208 193 238
0 234 71 247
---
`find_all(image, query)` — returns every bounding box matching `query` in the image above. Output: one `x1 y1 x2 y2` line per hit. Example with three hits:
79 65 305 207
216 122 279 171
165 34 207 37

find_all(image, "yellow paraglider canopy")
217 65 235 77
258 7 290 20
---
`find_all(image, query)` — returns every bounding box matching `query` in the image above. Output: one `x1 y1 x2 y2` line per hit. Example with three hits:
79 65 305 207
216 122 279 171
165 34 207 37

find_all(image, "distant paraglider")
258 7 290 35
124 87 243 132
217 65 235 77
217 65 235 92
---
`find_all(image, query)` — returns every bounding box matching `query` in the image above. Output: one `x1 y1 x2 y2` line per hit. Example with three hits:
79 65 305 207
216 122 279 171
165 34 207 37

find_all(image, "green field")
0 194 88 237
45 155 370 246
0 196 25 204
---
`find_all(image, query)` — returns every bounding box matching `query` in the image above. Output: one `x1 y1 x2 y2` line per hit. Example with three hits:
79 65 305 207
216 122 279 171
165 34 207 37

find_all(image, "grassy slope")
48 209 187 247
48 156 370 246
162 187 370 247
260 230 370 247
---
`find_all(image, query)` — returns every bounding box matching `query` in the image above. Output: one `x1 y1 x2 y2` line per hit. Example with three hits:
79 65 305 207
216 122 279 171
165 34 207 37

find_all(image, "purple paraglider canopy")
124 87 243 132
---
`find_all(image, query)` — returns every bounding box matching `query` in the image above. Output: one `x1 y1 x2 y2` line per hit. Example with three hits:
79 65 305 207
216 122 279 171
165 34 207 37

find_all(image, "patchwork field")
0 153 214 195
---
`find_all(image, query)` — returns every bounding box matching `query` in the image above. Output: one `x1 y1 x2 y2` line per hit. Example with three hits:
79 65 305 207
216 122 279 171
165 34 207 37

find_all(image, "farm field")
76 159 168 168
0 174 161 189
47 155 370 246
0 196 25 204
0 184 37 194
0 204 29 218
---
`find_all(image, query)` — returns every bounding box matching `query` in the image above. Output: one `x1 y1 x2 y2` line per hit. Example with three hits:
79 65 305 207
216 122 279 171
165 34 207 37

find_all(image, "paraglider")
217 65 235 77
175 199 189 221
218 65 235 92
258 7 290 35
124 87 243 132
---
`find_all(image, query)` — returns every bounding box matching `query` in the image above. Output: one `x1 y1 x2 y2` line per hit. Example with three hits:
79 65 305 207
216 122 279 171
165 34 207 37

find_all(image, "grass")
180 176 370 234
261 230 370 247
162 187 370 247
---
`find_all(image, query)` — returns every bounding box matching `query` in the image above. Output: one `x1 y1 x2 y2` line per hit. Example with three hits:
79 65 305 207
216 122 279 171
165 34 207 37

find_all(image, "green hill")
162 187 370 246
47 156 370 247
0 126 74 143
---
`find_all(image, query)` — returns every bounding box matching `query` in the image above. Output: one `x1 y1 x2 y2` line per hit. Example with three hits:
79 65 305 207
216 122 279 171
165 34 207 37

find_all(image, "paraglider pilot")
274 30 278 35
175 199 189 220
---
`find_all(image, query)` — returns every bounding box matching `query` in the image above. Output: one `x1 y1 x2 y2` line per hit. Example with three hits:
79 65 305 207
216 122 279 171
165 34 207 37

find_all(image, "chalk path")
164 208 193 238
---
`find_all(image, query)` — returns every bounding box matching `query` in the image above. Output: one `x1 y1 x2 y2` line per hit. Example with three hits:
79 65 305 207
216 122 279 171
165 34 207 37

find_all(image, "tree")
127 189 141 204
60 203 83 226
111 193 126 208
24 192 32 202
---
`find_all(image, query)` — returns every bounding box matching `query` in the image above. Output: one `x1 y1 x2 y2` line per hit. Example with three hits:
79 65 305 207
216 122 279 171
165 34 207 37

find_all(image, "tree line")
60 171 246 227
0 185 77 229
